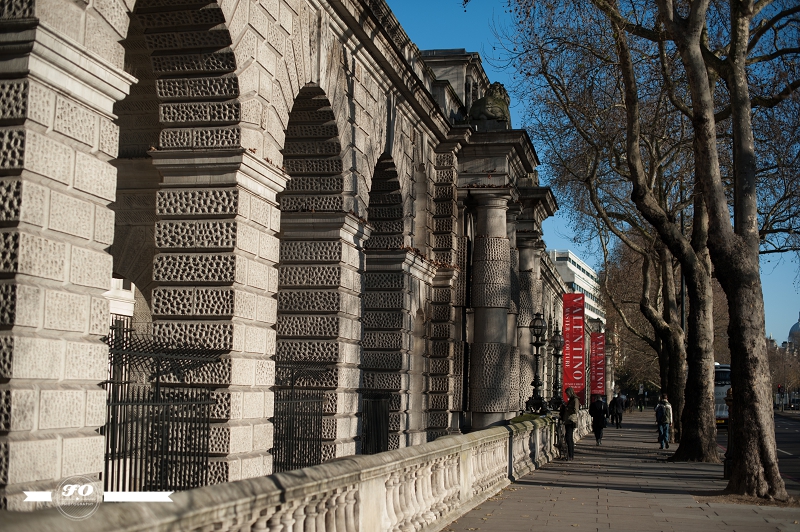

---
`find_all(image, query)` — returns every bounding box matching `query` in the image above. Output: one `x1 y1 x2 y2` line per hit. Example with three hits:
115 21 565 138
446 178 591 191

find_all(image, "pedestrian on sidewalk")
561 387 580 460
610 393 625 428
655 393 673 449
588 394 608 445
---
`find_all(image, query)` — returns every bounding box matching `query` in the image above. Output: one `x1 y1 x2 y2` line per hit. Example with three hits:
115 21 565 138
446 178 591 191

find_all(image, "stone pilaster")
364 251 439 450
429 150 460 438
469 191 513 428
151 152 282 483
428 268 458 439
0 9 133 510
276 213 367 462
432 152 458 266
507 205 521 411
452 201 469 423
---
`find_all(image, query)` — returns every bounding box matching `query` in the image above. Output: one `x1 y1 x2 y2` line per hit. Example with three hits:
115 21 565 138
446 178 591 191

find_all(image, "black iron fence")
102 322 223 492
272 362 327 473
104 385 213 491
361 392 390 455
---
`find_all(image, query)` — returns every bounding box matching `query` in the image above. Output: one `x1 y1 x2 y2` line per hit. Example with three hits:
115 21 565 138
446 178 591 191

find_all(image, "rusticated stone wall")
0 0 560 510
0 0 132 510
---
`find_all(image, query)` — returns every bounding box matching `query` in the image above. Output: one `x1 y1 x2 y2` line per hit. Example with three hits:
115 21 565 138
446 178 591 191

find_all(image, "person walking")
655 393 673 449
560 387 580 460
588 394 609 445
610 393 625 428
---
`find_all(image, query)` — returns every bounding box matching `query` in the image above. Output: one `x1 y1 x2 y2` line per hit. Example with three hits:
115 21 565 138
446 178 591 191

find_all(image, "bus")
714 364 731 426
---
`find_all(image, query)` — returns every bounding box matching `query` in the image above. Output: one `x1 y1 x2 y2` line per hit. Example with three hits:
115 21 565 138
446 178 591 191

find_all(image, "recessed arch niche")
275 83 363 465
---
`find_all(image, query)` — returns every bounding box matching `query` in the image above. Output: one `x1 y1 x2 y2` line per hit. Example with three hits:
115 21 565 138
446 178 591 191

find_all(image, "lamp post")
526 312 548 413
549 324 565 411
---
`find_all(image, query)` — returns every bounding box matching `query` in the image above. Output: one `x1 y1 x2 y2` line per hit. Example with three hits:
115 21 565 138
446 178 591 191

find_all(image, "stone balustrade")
4 412 590 532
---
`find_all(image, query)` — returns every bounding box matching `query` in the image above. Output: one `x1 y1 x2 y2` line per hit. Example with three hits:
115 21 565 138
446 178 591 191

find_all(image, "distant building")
104 277 135 321
790 311 800 345
548 250 605 323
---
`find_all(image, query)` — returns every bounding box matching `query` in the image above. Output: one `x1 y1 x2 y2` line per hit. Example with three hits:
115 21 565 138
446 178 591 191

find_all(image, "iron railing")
104 385 214 491
272 362 327 473
361 392 390 455
101 322 224 492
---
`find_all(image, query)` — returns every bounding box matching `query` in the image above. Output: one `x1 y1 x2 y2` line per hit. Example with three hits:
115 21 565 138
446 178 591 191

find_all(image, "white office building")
548 250 605 323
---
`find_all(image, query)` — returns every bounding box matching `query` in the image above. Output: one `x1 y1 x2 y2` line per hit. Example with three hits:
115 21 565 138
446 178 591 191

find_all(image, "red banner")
562 293 586 404
590 333 606 397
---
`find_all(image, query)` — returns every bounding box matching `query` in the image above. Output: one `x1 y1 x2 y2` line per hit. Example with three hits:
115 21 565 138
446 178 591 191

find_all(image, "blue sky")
385 0 800 342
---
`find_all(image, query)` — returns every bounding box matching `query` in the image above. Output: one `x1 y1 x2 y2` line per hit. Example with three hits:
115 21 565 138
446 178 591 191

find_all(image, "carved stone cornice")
328 0 452 141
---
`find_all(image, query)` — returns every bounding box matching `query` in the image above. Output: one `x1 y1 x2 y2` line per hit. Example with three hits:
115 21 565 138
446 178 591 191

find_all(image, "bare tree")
599 230 688 441
488 0 718 460
465 0 799 497
513 0 796 498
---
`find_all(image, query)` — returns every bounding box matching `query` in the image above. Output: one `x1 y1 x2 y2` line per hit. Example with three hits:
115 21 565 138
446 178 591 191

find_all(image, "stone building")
0 0 561 509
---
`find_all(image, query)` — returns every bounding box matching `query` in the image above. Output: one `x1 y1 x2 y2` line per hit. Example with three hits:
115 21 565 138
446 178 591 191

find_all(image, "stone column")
517 234 542 412
506 206 521 412
469 191 512 428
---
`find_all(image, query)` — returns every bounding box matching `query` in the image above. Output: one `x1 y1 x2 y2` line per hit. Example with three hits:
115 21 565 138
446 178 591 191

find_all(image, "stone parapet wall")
3 412 590 531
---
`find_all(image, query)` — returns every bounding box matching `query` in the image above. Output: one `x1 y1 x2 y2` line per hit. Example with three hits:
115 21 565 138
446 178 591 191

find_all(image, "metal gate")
361 392 390 455
272 362 326 473
102 322 223 492
105 385 213 491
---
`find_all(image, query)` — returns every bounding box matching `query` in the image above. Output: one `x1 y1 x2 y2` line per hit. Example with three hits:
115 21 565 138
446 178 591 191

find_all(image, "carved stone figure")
469 82 511 122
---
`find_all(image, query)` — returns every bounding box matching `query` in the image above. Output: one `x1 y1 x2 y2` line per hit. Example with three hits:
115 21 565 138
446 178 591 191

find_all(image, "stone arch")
362 156 409 449
110 1 240 316
279 84 348 213
0 0 286 507
110 2 284 486
112 0 242 311
275 83 363 464
365 156 408 250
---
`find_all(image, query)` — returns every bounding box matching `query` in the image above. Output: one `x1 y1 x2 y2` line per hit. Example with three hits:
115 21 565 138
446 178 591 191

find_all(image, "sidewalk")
445 411 800 532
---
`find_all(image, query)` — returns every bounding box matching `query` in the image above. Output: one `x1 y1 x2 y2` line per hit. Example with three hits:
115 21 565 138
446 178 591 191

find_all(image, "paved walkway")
446 411 800 532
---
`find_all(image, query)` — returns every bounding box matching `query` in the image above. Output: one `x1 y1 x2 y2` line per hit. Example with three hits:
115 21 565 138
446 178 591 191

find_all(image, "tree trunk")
713 1 786 500
671 197 717 461
719 267 785 498
659 245 686 443
605 15 718 461
659 1 787 497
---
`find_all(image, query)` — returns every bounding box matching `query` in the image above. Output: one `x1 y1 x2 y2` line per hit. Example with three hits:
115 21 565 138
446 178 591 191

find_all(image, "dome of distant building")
790 311 800 343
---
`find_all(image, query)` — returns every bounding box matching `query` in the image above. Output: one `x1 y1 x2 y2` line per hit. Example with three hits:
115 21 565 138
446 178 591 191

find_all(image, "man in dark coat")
610 394 625 428
588 395 609 445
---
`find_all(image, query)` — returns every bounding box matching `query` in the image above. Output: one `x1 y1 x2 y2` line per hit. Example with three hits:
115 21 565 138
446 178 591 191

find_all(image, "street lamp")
549 324 565 411
526 312 548 413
